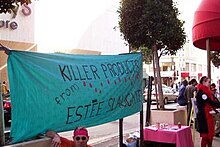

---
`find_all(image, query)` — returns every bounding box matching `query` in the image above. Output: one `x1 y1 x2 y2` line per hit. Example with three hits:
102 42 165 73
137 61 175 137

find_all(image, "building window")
150 67 154 72
163 66 168 71
186 63 189 71
198 64 202 72
191 63 196 72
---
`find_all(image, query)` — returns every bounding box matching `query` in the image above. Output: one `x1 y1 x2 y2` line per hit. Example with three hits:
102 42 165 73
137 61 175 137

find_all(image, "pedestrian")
46 126 92 147
184 79 198 125
210 83 220 101
177 81 181 91
1 81 9 97
196 76 220 147
177 80 188 106
210 83 220 137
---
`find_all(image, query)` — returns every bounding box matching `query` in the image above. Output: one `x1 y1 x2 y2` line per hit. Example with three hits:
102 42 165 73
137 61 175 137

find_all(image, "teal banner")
7 51 143 143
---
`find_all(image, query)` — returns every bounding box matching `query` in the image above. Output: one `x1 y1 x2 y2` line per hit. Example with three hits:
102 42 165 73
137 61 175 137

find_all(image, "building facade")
144 42 219 86
0 3 37 82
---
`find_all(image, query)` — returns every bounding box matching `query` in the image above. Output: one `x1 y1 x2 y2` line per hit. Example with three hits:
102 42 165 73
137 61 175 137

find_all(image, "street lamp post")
171 57 176 83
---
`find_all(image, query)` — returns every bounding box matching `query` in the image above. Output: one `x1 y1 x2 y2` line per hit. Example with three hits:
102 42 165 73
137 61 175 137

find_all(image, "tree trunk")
153 45 164 110
152 52 159 110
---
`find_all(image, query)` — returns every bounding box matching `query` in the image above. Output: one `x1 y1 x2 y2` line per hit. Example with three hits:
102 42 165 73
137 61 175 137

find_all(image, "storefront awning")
181 72 189 78
192 0 220 51
198 73 203 78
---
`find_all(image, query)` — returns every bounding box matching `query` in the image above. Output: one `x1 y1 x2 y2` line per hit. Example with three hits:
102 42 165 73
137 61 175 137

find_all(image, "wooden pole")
140 109 143 147
0 71 5 146
119 118 123 147
146 76 153 126
206 39 211 78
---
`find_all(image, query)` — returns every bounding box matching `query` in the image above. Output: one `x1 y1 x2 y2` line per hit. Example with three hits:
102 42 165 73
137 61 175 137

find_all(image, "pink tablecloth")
144 126 194 147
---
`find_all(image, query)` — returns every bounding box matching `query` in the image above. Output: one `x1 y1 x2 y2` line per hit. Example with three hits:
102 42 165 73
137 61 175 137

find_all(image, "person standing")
210 83 220 100
46 126 92 147
196 76 220 147
210 83 220 137
177 80 188 106
184 79 198 125
1 81 9 97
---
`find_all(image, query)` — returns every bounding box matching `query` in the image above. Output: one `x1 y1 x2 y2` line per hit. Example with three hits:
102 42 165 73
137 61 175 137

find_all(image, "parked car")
145 87 178 104
3 95 11 124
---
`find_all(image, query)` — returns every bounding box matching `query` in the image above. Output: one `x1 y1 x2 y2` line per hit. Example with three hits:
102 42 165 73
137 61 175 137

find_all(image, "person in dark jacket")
177 80 188 106
210 83 220 137
196 76 220 147
184 79 198 125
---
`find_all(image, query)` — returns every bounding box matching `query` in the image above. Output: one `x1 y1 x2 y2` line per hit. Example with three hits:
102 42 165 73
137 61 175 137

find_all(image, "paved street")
59 102 220 147
4 102 220 146
59 102 179 145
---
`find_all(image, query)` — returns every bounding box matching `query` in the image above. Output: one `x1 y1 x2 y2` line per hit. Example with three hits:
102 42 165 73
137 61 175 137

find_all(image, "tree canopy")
118 0 186 109
211 51 220 67
118 0 186 55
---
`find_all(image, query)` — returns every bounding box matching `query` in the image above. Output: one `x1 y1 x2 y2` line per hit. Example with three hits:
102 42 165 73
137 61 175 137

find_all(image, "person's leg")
215 114 220 136
207 137 213 147
187 101 192 125
201 137 209 147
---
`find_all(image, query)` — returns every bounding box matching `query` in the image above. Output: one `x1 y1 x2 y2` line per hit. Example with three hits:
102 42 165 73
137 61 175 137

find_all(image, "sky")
34 0 202 53
35 0 120 52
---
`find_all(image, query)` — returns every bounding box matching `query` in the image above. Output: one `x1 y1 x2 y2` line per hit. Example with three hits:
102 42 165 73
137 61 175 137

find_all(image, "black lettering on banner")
82 65 92 80
134 60 140 72
105 89 142 113
66 107 75 124
116 96 126 108
70 65 79 81
101 64 108 78
90 102 98 118
65 91 142 124
123 60 130 74
129 60 135 72
106 97 115 112
126 60 133 73
125 93 132 106
59 65 72 82
76 65 86 80
70 84 79 92
84 104 92 119
107 63 115 77
96 101 104 116
65 100 105 124
60 92 65 100
131 92 137 105
112 63 119 76
65 89 71 96
130 90 142 104
116 62 125 76
90 65 100 80
55 97 61 105
75 106 83 122
131 92 138 105
54 84 79 105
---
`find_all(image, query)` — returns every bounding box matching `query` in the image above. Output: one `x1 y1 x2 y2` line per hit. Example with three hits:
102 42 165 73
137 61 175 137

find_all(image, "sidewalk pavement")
194 129 220 147
91 127 220 147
